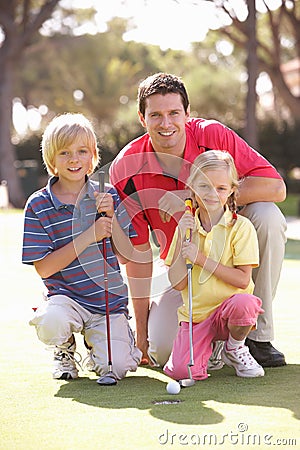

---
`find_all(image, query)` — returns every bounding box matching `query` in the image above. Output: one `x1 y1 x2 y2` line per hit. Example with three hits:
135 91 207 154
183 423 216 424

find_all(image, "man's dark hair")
137 72 190 117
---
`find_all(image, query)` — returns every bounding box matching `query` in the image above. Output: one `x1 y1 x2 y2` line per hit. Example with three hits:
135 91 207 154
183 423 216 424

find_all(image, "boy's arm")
34 216 112 278
111 215 133 264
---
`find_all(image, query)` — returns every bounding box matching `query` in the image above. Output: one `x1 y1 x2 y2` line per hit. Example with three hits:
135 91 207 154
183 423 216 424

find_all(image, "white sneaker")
222 342 265 378
53 337 79 380
208 341 225 370
83 350 96 372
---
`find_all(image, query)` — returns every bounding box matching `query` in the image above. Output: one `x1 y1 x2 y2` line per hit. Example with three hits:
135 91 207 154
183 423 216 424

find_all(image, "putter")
97 170 117 386
179 198 195 388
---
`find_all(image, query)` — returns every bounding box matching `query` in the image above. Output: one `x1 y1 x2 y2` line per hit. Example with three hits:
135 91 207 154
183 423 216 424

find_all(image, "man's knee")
242 202 286 236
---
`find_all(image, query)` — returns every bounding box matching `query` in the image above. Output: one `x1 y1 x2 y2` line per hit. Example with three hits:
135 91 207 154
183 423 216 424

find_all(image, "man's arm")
125 242 153 362
237 176 286 206
158 176 286 220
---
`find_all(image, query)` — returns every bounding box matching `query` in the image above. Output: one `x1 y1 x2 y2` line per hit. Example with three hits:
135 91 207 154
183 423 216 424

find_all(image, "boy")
22 113 141 382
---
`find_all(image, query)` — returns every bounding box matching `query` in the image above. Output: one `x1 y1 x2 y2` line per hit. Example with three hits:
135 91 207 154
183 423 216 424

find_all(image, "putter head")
97 372 117 386
178 364 195 387
178 378 195 388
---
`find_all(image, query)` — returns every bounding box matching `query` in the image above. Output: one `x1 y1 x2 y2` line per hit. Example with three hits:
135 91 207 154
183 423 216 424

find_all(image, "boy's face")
53 137 94 182
138 93 190 158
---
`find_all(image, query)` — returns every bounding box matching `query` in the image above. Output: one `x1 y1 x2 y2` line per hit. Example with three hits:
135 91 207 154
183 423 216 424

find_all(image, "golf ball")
166 380 181 395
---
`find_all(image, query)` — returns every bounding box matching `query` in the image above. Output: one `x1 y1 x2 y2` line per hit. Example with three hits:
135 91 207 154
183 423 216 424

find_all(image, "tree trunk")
0 57 25 208
244 0 258 149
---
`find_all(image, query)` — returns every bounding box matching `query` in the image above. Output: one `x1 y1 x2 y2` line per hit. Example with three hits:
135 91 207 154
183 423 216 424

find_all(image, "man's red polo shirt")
110 118 282 259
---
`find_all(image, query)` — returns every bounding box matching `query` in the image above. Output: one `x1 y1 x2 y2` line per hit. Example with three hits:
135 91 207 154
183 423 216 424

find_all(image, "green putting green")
0 211 299 450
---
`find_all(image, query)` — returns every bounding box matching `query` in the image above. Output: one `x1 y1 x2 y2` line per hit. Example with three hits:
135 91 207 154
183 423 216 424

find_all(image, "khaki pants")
30 295 142 380
148 202 287 366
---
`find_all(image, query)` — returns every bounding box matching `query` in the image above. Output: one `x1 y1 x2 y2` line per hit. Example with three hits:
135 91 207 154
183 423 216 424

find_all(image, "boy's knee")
29 304 67 344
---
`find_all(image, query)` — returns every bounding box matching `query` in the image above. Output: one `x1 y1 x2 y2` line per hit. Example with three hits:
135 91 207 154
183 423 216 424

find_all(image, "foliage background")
1 1 300 205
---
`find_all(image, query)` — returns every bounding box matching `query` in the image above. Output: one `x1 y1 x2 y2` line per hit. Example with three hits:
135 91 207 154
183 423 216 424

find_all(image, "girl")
163 150 264 381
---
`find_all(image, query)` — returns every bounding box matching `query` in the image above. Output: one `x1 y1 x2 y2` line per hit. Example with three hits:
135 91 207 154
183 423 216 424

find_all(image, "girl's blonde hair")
41 113 100 176
187 150 240 222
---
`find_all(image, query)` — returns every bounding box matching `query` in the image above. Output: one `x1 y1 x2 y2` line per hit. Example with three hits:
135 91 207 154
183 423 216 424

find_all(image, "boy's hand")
94 191 114 217
94 216 112 241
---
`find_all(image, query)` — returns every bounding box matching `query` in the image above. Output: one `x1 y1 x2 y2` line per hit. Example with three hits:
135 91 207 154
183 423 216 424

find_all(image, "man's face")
138 93 190 157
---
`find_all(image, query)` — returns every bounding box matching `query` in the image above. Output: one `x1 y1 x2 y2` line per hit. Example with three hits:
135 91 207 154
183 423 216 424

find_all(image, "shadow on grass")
55 364 300 425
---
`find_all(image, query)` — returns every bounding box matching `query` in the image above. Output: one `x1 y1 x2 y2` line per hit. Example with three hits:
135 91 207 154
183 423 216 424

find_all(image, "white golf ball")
166 380 181 395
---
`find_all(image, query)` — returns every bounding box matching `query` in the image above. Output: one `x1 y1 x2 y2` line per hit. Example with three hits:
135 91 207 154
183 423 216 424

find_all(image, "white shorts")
30 295 142 379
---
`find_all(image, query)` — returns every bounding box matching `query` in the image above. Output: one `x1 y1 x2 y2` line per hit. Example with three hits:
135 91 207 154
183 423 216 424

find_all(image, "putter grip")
185 198 193 242
99 171 105 193
98 171 106 217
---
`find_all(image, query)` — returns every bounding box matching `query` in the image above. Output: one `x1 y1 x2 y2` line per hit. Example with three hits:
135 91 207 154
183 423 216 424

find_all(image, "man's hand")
136 333 150 365
158 191 186 223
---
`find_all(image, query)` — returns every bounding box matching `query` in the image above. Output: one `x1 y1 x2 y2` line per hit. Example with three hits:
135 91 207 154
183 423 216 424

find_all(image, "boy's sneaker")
208 341 225 370
222 342 265 378
53 337 79 380
83 350 96 372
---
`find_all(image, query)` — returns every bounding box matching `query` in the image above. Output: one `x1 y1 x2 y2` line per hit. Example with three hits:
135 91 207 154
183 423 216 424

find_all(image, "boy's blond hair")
41 113 99 176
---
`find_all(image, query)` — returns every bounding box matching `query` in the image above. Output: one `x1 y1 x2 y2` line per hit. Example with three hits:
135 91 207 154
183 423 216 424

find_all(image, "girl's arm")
168 234 188 291
168 213 195 291
182 241 253 289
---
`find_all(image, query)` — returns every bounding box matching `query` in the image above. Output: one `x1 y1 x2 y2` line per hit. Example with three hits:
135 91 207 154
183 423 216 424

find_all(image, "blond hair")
187 150 240 222
41 113 99 176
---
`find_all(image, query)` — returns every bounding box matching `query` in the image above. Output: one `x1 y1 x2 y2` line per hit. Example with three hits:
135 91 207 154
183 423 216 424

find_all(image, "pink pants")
163 293 264 381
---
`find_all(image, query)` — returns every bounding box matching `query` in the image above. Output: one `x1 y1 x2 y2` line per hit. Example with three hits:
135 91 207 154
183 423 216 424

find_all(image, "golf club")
97 170 117 386
179 198 195 388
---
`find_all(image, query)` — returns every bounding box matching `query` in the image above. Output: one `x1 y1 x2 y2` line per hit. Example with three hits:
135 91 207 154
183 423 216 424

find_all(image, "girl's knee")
223 294 264 321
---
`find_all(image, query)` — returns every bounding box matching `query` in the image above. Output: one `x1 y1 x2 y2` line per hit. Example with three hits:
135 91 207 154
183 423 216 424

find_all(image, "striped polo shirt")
22 176 136 316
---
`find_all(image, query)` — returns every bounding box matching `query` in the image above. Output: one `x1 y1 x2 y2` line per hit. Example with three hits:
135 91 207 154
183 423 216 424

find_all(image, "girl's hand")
94 192 114 217
181 241 198 264
178 213 195 240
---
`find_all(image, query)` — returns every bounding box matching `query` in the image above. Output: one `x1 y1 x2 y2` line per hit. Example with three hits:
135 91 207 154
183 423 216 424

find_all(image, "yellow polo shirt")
165 207 259 324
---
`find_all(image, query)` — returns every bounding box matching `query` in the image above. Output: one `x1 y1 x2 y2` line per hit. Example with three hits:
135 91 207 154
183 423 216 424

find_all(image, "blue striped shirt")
22 177 136 316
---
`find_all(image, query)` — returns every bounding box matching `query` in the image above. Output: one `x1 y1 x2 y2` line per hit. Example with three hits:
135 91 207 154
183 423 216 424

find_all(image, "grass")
0 211 299 450
277 193 300 217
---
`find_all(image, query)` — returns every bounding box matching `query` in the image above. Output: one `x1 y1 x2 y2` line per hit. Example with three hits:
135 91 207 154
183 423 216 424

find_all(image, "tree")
0 1 60 207
0 1 96 207
244 0 258 148
215 0 300 121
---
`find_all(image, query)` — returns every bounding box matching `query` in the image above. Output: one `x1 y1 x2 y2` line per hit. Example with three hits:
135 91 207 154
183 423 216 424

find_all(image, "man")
110 72 287 368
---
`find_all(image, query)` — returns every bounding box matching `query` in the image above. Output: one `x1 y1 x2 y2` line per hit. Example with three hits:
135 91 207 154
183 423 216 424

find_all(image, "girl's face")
53 136 94 182
192 167 233 212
